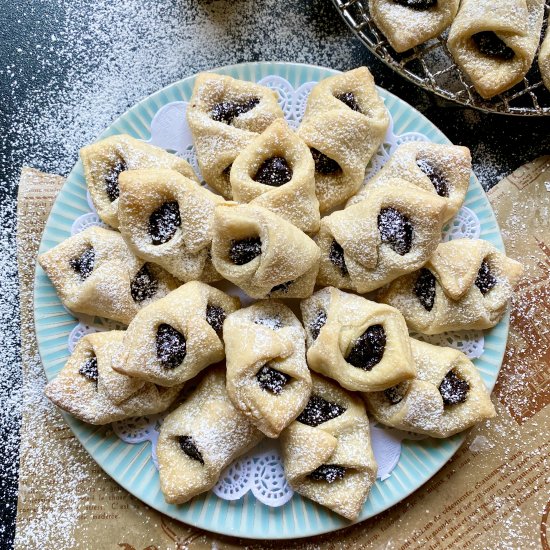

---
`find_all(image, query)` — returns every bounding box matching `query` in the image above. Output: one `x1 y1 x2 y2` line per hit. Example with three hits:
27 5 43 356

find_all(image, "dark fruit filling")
206 304 226 334
473 32 514 60
156 323 187 369
70 247 95 280
297 395 346 427
149 201 181 245
256 365 290 395
177 435 204 465
475 260 497 295
384 384 405 405
378 207 413 256
310 148 342 175
414 268 436 311
254 157 293 187
416 159 449 197
308 465 346 483
439 371 469 406
393 0 437 9
211 98 260 125
329 239 348 276
130 264 158 303
346 325 386 371
229 237 262 265
309 310 327 340
255 316 283 330
335 92 361 113
79 356 98 384
222 164 232 178
104 159 126 202
271 280 293 294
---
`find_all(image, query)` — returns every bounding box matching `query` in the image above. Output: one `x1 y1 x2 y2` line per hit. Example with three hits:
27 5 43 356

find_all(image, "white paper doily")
68 74 486 506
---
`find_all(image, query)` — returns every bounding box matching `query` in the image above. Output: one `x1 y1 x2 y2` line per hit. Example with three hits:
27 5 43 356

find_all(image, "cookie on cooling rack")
80 134 198 229
378 238 523 334
364 338 496 438
38 226 180 325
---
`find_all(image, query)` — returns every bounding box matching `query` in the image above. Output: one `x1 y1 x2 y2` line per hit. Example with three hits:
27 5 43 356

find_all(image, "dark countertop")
0 1 548 547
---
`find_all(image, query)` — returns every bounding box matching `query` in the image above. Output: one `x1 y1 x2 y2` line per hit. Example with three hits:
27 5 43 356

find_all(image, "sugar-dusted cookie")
44 331 182 424
38 226 180 324
114 281 240 387
364 338 496 438
80 134 198 228
378 238 523 334
187 72 284 198
539 29 550 91
280 374 377 520
157 367 264 504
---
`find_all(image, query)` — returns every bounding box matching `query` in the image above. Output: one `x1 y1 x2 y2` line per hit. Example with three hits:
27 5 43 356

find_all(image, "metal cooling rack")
333 0 550 116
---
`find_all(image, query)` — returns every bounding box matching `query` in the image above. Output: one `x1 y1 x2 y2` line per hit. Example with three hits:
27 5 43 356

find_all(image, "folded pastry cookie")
230 119 320 234
296 67 390 212
370 0 459 53
447 0 545 98
187 72 284 198
364 338 496 438
317 181 447 293
38 226 180 324
117 168 224 282
114 281 240 387
45 331 182 424
539 29 550 91
157 367 264 504
224 301 312 438
280 374 377 520
211 203 320 299
81 134 198 229
347 142 471 223
378 238 523 334
301 288 414 392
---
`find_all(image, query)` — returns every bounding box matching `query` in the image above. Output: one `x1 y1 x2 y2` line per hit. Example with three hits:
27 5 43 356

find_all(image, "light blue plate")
34 62 507 540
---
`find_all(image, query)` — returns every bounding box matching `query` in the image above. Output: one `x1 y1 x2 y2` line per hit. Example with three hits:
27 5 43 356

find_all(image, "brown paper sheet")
14 159 550 549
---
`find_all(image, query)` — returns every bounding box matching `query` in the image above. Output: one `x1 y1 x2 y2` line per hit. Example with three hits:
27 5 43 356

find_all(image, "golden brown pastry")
187 72 284 198
364 338 496 438
38 226 180 325
156 367 264 504
378 238 524 334
230 119 320 233
347 142 471 222
301 287 415 392
296 67 390 212
223 301 312 438
44 331 182 424
211 203 320 299
80 134 198 229
316 181 447 293
117 168 224 282
280 374 377 520
370 0 459 53
447 0 545 99
114 281 240 387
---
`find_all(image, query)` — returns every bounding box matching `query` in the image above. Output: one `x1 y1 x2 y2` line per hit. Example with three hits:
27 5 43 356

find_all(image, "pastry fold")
378 238 524 334
187 73 284 198
280 374 377 520
224 301 312 438
301 287 415 392
157 367 264 504
38 226 180 324
211 203 320 299
44 331 182 424
296 67 389 212
114 281 240 387
317 181 447 293
117 168 224 282
230 119 320 233
447 0 545 98
81 134 198 229
364 338 496 438
347 142 471 223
